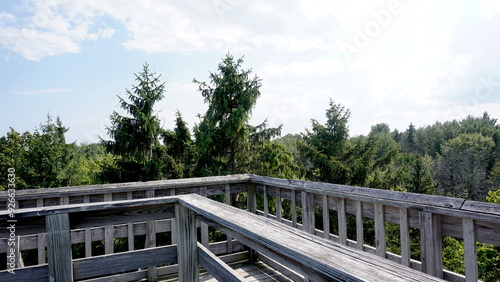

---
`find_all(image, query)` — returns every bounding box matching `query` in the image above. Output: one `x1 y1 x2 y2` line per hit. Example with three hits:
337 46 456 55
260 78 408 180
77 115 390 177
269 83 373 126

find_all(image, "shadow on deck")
161 259 293 282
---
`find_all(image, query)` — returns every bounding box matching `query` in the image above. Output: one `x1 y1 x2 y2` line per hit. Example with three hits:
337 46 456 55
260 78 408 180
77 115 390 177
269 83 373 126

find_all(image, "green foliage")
436 133 495 200
489 161 500 189
194 53 263 175
161 111 195 179
299 99 353 184
0 128 30 189
0 115 72 189
102 63 166 182
58 143 116 186
486 189 500 204
193 54 295 177
442 236 465 275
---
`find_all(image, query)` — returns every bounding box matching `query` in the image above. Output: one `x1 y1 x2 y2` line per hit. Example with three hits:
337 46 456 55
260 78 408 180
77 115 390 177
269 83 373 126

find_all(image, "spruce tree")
103 63 165 181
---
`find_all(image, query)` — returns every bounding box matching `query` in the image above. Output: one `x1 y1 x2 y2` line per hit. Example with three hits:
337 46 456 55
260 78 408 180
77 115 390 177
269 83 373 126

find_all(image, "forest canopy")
1 55 500 281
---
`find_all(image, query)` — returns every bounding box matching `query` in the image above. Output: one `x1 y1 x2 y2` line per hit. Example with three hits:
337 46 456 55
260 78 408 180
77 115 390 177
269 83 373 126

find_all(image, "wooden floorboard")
160 260 293 282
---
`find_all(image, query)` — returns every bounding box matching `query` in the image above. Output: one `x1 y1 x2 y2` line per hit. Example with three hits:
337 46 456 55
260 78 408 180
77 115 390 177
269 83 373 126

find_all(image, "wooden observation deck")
1 174 499 281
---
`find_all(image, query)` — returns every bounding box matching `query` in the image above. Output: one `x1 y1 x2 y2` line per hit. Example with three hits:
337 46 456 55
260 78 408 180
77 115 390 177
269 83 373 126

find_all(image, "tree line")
1 54 499 280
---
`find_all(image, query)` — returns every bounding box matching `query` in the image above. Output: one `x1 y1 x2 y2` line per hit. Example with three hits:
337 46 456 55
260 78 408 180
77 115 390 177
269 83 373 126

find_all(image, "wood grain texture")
179 194 445 282
356 201 364 251
463 218 478 282
197 242 247 281
338 197 347 245
46 213 73 282
374 203 386 258
420 212 443 278
399 208 410 267
72 245 177 280
322 195 330 239
301 191 315 234
0 265 48 282
175 203 199 281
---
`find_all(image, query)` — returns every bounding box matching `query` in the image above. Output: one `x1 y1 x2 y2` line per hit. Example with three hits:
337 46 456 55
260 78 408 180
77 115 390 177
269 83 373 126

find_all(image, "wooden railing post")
46 213 73 282
291 190 297 228
246 183 258 262
170 189 177 245
399 208 410 267
175 203 199 281
225 184 233 253
247 184 256 214
463 218 478 282
263 185 269 217
36 198 46 264
322 195 330 239
145 189 157 281
301 191 315 234
355 201 364 250
420 211 443 278
276 188 282 222
374 203 386 258
104 193 114 255
337 198 347 245
126 192 134 252
200 187 209 248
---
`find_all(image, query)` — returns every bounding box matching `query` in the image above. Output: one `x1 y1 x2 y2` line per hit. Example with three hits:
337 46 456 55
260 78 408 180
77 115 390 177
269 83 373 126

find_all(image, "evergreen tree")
161 111 194 178
102 63 165 181
436 133 495 200
193 53 283 176
299 100 359 184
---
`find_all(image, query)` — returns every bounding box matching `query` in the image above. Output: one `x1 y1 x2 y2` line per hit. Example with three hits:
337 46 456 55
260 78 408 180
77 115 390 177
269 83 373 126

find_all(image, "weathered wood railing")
0 193 444 281
1 174 499 281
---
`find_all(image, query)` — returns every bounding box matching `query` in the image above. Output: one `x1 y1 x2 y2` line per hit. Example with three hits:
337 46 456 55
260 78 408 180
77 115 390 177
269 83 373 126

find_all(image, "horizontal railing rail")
0 194 445 281
1 174 499 281
0 196 250 281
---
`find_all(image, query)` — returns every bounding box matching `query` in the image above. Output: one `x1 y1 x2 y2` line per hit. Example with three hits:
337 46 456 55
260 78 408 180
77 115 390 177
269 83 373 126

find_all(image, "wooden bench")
178 194 445 282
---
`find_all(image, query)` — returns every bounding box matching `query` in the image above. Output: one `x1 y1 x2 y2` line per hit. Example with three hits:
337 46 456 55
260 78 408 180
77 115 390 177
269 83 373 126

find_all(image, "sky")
1 0 500 144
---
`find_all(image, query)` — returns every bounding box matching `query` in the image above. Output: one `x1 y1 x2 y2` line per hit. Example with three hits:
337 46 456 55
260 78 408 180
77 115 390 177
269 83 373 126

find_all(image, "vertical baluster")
291 190 297 228
200 186 209 248
225 184 233 253
263 185 269 217
301 192 315 234
126 192 134 252
420 211 443 278
247 184 257 214
338 198 347 245
246 184 258 262
322 195 330 239
276 188 282 223
374 203 386 258
37 198 45 264
46 213 73 282
463 218 478 282
145 189 157 281
399 208 410 267
170 189 177 244
356 201 364 250
60 196 69 205
104 193 113 255
83 195 92 257
176 203 199 281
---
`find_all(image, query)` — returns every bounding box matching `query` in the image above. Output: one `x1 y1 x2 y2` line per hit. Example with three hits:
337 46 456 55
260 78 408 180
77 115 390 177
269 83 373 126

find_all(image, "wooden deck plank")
179 194 445 282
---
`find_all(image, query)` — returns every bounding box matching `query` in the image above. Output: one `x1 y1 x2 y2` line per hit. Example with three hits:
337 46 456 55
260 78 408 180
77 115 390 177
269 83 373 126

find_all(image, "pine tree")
103 63 165 181
193 53 282 176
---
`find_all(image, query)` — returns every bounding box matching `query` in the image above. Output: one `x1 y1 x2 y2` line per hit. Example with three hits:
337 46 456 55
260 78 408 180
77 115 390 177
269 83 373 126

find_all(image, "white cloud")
0 27 81 61
479 0 500 19
11 88 72 95
261 58 345 78
0 0 115 61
